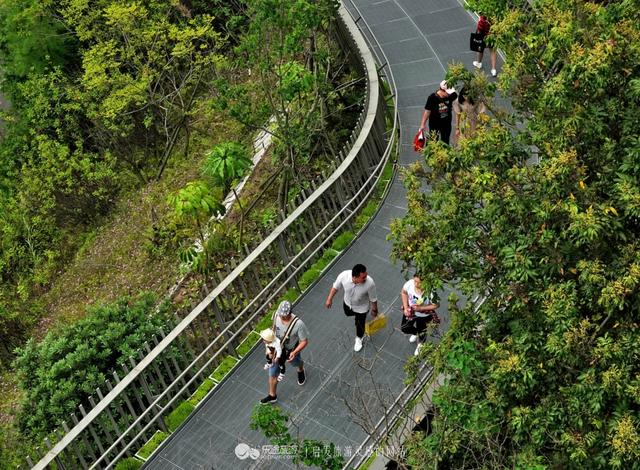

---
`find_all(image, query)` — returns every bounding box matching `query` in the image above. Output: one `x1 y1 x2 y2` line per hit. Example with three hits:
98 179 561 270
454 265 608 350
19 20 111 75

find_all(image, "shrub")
298 267 321 291
331 231 355 251
320 248 339 265
136 431 169 461
114 457 143 470
255 312 275 331
187 378 217 407
165 401 195 433
14 293 169 438
210 356 239 382
236 331 261 357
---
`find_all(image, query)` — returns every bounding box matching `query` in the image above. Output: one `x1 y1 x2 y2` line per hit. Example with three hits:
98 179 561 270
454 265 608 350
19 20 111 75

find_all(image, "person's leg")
413 316 428 356
291 355 305 385
441 125 452 145
416 316 428 342
355 312 367 338
490 48 497 75
260 363 279 403
474 50 484 68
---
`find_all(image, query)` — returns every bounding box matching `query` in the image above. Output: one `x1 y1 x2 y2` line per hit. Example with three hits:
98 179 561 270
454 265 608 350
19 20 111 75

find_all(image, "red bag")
413 130 425 152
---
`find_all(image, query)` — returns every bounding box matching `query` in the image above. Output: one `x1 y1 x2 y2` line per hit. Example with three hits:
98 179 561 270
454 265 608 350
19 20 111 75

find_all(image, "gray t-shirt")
274 315 309 349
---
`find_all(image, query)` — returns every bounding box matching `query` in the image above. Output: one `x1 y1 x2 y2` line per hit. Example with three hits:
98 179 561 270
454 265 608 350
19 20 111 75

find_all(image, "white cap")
259 328 276 342
440 80 456 95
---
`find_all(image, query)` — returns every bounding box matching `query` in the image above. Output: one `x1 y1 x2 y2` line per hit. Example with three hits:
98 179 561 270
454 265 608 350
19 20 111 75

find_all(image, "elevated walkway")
146 1 498 468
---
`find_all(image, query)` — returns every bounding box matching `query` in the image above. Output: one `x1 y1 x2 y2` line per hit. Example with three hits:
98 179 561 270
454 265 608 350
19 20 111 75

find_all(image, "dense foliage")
0 0 235 362
14 293 168 439
392 0 640 468
218 0 363 217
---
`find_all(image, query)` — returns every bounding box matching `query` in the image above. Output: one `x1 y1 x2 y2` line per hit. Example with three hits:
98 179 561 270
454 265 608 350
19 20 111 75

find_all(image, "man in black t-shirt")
419 80 458 145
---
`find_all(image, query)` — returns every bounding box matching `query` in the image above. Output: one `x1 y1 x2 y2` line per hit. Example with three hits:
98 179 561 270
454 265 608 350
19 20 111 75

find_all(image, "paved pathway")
145 1 499 468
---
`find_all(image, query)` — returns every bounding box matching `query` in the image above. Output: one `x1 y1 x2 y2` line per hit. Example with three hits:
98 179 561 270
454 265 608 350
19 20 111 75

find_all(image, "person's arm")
419 109 430 131
288 323 309 361
401 288 412 316
368 280 378 317
370 301 379 317
325 287 338 308
288 339 308 361
274 341 282 360
414 302 439 313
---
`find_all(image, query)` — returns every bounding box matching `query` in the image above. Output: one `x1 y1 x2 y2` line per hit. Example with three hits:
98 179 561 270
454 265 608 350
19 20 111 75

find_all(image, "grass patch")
331 231 355 251
187 378 217 407
299 267 321 291
114 457 143 470
165 401 195 433
320 248 340 264
255 312 275 332
135 430 169 461
209 356 239 383
237 331 261 357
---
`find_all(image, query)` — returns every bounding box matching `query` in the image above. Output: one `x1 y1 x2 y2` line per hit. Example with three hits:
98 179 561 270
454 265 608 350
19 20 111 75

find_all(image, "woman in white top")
400 275 439 356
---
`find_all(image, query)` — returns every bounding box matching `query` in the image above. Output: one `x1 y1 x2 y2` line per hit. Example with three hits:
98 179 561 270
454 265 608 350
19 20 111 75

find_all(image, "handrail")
343 362 435 469
32 3 398 468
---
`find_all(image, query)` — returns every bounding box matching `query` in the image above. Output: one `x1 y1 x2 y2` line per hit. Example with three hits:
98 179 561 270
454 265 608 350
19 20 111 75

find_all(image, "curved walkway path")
146 1 499 468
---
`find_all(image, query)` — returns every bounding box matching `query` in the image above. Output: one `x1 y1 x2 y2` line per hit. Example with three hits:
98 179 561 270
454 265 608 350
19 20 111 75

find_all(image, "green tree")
0 0 77 85
392 1 640 468
219 0 360 219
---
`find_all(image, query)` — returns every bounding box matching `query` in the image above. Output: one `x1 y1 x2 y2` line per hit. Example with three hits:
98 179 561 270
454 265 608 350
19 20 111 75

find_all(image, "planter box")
135 430 169 462
209 356 240 383
187 378 217 408
236 330 261 358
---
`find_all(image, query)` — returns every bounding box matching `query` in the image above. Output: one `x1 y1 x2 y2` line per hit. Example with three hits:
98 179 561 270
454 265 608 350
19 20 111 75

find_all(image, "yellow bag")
365 313 387 336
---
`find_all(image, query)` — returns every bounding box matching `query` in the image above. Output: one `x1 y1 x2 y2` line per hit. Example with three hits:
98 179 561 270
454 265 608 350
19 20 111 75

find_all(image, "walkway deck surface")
145 1 499 468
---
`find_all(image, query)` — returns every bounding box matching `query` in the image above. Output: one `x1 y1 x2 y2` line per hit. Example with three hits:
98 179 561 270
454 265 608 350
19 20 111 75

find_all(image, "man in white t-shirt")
325 263 378 352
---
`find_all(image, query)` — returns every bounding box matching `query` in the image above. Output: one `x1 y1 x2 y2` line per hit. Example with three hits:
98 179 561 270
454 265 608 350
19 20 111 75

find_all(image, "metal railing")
30 3 399 469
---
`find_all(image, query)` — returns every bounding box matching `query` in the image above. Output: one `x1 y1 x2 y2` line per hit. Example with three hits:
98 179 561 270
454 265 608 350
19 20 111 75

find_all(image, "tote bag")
469 32 485 52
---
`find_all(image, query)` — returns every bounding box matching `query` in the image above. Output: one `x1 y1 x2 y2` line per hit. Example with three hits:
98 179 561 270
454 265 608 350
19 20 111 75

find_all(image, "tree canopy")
392 0 640 467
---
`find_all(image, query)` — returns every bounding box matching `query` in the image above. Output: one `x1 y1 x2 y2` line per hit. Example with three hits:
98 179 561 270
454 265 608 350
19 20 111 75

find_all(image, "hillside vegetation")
0 0 364 466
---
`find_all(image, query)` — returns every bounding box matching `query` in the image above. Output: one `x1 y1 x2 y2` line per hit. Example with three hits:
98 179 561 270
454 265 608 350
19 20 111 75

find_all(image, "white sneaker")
473 61 482 69
354 337 363 352
414 343 423 356
491 68 497 77
409 335 418 343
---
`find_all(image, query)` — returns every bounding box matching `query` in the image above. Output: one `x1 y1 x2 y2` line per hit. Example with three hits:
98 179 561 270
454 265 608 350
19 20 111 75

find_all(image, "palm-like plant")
203 142 252 195
203 142 252 248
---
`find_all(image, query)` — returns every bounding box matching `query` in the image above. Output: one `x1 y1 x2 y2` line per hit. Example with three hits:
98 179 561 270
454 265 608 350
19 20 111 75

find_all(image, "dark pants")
343 302 368 338
433 125 452 145
415 315 432 341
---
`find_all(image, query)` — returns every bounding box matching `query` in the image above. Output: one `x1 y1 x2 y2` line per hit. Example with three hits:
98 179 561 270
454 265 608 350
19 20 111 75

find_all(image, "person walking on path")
419 80 458 145
400 274 439 356
325 264 378 352
473 15 498 77
260 301 309 404
453 86 486 143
